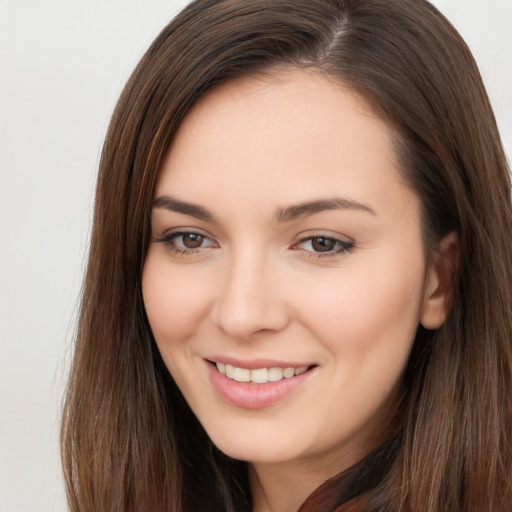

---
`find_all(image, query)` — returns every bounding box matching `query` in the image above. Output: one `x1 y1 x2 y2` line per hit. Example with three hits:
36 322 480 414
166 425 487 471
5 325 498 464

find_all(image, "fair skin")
142 69 452 512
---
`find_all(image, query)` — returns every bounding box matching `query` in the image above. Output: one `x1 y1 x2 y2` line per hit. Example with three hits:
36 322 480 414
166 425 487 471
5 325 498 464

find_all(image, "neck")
248 430 402 512
249 463 320 512
248 444 366 512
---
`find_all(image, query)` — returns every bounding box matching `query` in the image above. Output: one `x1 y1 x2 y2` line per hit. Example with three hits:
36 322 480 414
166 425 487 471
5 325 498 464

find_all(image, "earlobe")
420 231 459 330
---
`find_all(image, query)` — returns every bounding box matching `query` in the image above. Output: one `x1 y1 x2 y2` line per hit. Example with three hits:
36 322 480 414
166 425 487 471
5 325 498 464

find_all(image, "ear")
420 231 459 330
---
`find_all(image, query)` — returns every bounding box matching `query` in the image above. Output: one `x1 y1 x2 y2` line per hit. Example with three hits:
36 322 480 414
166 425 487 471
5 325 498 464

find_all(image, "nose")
210 248 290 340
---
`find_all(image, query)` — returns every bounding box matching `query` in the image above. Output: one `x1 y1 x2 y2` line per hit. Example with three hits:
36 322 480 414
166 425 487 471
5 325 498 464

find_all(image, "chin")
206 425 303 464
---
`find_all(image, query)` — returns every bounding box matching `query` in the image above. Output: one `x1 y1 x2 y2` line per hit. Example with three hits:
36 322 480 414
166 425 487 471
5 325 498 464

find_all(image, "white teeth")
268 367 283 381
250 368 269 383
215 362 309 383
294 366 308 376
233 367 251 382
225 364 234 378
283 367 295 378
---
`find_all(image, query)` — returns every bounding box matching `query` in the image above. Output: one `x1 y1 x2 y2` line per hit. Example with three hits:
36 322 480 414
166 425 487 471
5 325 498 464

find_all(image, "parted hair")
61 1 512 510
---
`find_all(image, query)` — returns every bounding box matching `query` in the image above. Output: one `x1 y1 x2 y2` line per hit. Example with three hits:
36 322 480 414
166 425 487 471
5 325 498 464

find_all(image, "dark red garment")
296 433 400 512
299 495 364 512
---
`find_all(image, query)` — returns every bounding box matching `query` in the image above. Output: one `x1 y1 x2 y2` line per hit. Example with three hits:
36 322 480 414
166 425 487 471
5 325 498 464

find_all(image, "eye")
293 235 354 258
174 232 208 249
156 230 217 255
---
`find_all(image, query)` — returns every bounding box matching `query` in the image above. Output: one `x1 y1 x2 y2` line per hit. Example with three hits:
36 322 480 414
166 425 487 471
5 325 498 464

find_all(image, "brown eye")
157 231 216 254
293 234 354 258
311 237 337 252
182 233 205 249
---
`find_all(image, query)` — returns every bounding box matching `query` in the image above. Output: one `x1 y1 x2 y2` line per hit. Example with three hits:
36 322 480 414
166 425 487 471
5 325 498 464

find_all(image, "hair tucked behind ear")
61 1 512 510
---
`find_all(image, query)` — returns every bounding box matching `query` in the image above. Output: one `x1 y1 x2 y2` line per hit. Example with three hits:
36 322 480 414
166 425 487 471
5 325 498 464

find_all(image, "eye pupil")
183 233 204 249
311 237 336 252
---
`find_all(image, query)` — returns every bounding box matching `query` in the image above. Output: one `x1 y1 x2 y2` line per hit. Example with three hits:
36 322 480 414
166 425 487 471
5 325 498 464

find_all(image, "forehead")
166 69 387 165
155 68 415 221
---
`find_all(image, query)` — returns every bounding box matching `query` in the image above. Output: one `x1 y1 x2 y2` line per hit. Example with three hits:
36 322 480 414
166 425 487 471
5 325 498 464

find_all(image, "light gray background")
0 1 510 511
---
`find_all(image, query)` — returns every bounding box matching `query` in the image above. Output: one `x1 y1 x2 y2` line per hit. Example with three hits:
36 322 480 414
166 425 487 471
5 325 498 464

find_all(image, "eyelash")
293 236 355 259
155 231 355 259
156 230 217 256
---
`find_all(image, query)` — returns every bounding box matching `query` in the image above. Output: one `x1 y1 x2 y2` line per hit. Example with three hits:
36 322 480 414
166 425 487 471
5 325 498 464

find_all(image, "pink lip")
205 360 316 409
206 356 314 370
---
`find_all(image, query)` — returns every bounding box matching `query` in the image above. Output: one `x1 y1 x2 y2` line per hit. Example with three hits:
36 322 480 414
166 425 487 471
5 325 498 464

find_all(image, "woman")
61 1 512 511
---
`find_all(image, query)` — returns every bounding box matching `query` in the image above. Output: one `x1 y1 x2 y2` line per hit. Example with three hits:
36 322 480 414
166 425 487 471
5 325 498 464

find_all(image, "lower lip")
206 361 315 409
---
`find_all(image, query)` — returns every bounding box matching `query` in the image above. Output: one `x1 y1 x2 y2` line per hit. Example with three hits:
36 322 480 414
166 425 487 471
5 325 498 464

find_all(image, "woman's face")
142 70 443 470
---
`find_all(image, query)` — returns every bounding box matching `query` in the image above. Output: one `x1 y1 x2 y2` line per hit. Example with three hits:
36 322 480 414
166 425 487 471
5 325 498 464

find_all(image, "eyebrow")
274 198 376 222
153 195 215 221
152 195 376 222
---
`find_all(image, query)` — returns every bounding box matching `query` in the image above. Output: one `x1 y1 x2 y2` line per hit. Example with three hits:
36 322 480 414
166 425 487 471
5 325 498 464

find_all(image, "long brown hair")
61 1 512 510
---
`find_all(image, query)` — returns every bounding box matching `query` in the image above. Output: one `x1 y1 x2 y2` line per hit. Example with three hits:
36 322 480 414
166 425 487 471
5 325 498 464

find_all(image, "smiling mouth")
213 361 311 384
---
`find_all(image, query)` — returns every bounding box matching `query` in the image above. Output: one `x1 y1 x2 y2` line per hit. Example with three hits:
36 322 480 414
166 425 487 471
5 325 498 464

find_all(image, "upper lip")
206 356 315 369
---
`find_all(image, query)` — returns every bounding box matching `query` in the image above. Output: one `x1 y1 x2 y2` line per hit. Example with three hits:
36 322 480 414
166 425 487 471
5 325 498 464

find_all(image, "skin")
142 69 452 512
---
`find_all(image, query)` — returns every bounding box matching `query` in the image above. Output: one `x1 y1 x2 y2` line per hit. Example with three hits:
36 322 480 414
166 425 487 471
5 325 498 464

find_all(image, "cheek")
141 252 212 348
293 253 425 362
290 259 425 438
